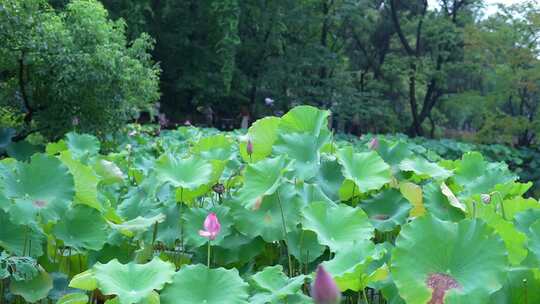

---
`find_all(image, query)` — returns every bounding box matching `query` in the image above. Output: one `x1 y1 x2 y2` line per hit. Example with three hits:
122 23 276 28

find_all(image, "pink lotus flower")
246 139 253 156
311 265 341 304
368 137 379 150
199 212 221 240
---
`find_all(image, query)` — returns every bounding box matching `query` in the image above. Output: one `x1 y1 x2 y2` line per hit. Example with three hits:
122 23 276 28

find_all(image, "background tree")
0 0 160 140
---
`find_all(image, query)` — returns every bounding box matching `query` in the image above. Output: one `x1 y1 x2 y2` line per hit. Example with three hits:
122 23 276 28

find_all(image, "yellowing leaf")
440 182 467 212
400 182 426 217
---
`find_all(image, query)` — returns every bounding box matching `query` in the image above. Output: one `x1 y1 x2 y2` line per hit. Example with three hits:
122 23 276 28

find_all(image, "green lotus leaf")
155 154 214 199
53 205 109 251
239 116 280 162
57 293 89 304
182 205 233 248
117 186 160 220
109 214 166 237
453 152 516 198
233 183 302 242
322 240 385 292
398 157 452 180
514 208 540 233
7 197 69 225
45 139 68 155
286 229 325 263
1 153 74 207
213 233 266 265
192 134 233 161
156 204 182 247
5 140 42 161
65 132 100 160
377 139 413 168
361 189 411 232
279 106 330 140
391 216 507 303
10 269 53 303
236 156 288 209
93 159 124 185
294 182 334 206
273 132 323 180
160 264 249 304
423 182 464 222
312 155 344 201
93 257 175 304
302 201 373 252
337 147 391 196
0 210 45 257
59 151 102 211
475 203 527 265
526 220 540 266
503 197 540 220
490 267 540 303
249 265 306 303
69 269 97 291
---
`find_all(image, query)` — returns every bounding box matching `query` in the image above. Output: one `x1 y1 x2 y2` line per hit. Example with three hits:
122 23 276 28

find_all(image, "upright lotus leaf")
65 133 100 160
503 197 540 220
514 208 540 233
398 157 452 180
280 105 329 135
236 156 287 209
313 155 344 201
0 210 45 257
391 216 507 304
249 265 306 303
156 204 182 247
59 151 102 211
287 229 326 263
5 141 42 161
1 153 74 207
160 264 249 304
337 147 391 197
93 258 175 304
377 139 413 168
453 152 516 198
192 134 233 161
361 189 411 232
234 183 303 242
53 205 109 251
302 201 374 252
273 132 323 180
423 182 464 222
117 186 160 220
213 233 266 266
93 159 124 185
57 293 89 304
526 220 540 265
182 205 233 247
322 240 385 292
69 269 97 291
475 203 527 265
109 214 166 238
10 269 53 303
7 197 69 225
490 267 540 304
294 182 334 207
399 182 426 217
239 116 281 162
155 154 214 201
45 140 68 155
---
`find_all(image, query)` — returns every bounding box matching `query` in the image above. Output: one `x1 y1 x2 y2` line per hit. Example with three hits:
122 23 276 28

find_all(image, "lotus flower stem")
207 241 212 268
152 221 159 245
276 190 293 276
362 289 369 304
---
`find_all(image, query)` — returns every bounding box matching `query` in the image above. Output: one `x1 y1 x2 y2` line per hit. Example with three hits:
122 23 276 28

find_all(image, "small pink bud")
198 212 221 240
481 194 491 204
246 139 254 156
72 117 79 126
311 265 341 304
368 137 379 150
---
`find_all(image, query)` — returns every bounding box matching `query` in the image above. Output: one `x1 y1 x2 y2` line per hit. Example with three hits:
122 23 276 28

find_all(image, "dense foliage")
1 106 540 303
0 0 160 140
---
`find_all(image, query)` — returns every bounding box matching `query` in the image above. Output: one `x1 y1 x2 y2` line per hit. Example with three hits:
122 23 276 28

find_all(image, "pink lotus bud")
246 139 253 156
198 212 221 240
311 265 341 304
184 120 192 126
368 137 379 150
264 97 274 106
481 194 491 204
72 117 79 126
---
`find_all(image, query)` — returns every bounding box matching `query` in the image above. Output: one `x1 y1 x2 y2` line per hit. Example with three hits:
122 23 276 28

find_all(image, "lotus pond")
1 106 539 303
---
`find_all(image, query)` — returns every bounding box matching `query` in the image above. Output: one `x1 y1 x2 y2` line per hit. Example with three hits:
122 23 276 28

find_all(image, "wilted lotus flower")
368 137 379 150
481 193 491 204
311 265 341 304
247 138 254 156
199 212 221 240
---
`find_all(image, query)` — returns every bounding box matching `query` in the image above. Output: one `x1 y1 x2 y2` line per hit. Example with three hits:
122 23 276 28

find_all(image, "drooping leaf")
53 205 109 251
10 269 53 303
248 265 306 303
361 189 411 232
